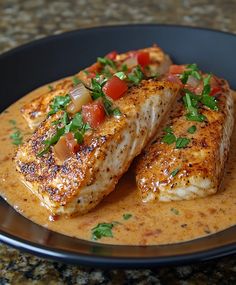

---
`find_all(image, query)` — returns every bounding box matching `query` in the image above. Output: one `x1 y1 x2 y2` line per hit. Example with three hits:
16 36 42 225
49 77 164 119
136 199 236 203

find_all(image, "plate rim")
0 23 235 61
1 23 236 267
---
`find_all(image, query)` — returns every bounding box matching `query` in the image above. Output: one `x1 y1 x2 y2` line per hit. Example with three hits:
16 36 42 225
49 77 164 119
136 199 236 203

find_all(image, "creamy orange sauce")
0 81 236 245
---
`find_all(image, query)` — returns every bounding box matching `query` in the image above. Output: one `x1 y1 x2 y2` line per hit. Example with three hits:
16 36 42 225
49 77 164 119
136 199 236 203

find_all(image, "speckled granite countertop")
1 0 236 284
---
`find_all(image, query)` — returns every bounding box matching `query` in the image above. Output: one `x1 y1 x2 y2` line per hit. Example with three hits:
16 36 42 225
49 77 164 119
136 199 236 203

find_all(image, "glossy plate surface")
0 24 236 268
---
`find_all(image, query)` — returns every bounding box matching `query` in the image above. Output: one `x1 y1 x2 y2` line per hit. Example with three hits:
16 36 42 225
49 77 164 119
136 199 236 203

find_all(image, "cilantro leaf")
123 213 132 220
176 137 190 149
127 66 143 85
200 74 218 111
48 95 71 116
97 57 116 69
180 63 202 84
10 129 23 145
48 85 54 91
72 76 81 87
170 168 179 177
91 223 115 240
184 91 206 122
121 64 128 72
163 126 173 134
187 125 197 134
162 133 176 144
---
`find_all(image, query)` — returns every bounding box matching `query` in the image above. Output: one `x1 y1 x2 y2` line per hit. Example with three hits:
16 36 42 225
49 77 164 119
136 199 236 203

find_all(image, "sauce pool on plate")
0 80 236 245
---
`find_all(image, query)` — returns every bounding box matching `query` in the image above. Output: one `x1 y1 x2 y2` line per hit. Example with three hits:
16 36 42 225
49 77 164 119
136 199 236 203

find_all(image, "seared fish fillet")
15 79 180 215
21 45 172 129
136 77 234 202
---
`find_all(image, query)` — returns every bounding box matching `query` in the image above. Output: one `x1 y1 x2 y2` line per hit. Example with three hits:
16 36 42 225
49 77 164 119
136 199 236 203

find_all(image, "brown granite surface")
1 0 236 284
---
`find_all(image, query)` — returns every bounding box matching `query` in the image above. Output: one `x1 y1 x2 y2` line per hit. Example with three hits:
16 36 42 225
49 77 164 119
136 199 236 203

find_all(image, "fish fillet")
136 76 234 202
15 79 180 215
21 46 172 129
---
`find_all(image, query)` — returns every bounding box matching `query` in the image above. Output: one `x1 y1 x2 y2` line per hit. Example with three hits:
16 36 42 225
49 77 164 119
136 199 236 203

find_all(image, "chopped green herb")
97 57 116 69
171 208 179 215
180 63 202 84
48 85 54 91
200 74 218 111
201 95 218 111
170 168 179 177
9 119 16 126
90 78 104 100
90 78 122 117
184 91 206 122
187 125 197 134
112 107 122 116
101 67 112 78
37 127 65 157
91 222 115 240
123 213 132 220
162 133 176 145
127 66 143 85
114 71 127 80
176 137 190 149
163 126 173 134
83 70 89 75
48 95 71 116
38 111 91 156
121 64 128 72
72 76 81 87
10 129 23 145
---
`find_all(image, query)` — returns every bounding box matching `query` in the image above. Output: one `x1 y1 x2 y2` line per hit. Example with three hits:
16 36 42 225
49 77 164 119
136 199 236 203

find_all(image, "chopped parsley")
170 168 180 177
48 85 54 91
127 66 143 85
201 75 218 110
123 213 132 220
9 120 23 145
162 133 176 145
48 95 71 116
72 76 81 87
90 78 121 116
38 112 90 156
91 222 115 240
176 137 190 149
162 127 190 148
183 91 206 122
180 63 202 84
97 57 116 69
121 64 128 72
10 129 23 145
187 125 197 134
171 208 180 215
163 126 173 134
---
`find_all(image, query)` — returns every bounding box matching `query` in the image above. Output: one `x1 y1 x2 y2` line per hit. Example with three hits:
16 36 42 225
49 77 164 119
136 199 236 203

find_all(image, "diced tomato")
169 65 186 74
87 72 96 79
137 51 150 67
82 101 105 128
102 76 128 100
86 62 101 73
106 50 117 60
210 86 222 96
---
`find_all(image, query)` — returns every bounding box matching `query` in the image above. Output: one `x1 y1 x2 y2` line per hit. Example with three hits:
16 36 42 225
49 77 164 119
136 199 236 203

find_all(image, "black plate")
0 24 236 268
